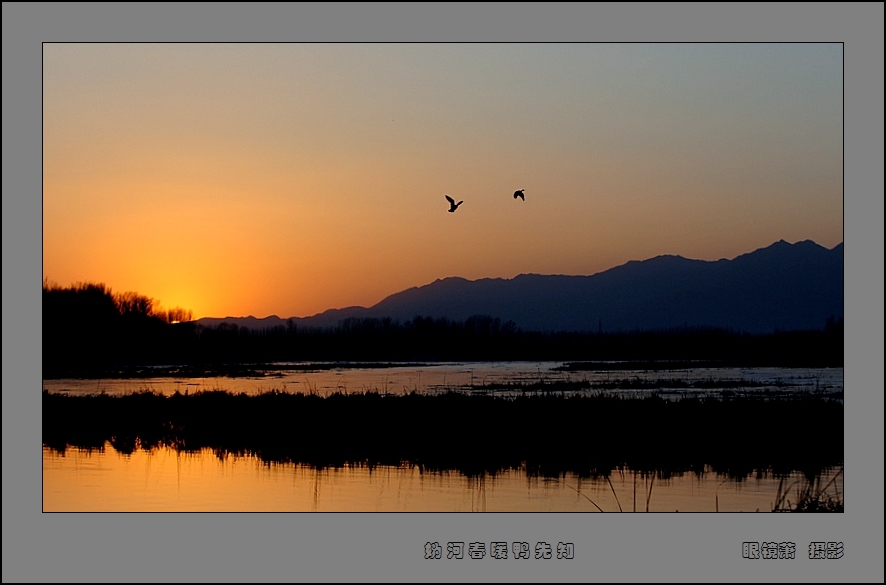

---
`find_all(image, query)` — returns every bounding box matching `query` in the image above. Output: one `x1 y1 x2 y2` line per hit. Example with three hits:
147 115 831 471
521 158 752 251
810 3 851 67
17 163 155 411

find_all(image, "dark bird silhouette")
513 189 525 201
445 195 463 212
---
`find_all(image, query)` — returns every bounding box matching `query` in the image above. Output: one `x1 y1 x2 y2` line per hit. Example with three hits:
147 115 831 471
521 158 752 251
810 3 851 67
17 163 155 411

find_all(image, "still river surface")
43 362 843 512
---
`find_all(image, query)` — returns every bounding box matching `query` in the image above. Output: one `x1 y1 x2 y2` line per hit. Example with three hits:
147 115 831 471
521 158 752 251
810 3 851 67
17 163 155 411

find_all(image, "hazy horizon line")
194 237 844 322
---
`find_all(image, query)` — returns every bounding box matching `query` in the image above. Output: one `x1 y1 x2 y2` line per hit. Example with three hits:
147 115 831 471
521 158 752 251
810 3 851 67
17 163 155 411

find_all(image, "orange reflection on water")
43 444 841 513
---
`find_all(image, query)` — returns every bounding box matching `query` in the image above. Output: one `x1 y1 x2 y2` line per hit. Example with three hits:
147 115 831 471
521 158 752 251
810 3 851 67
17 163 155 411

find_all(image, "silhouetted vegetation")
43 389 843 481
43 282 844 378
42 280 196 376
771 466 844 512
467 376 842 403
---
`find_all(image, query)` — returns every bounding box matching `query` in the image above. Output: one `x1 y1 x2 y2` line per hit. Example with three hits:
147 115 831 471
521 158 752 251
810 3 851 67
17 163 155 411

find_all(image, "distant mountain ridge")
196 239 843 334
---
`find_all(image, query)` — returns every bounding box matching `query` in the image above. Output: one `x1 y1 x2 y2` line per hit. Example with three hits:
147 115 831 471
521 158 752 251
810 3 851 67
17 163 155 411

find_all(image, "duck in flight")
445 194 463 212
513 189 525 201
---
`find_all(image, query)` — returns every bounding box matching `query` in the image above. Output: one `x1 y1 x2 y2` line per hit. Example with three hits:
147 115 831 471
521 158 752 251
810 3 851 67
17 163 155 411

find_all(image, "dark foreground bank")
43 389 843 480
43 280 843 377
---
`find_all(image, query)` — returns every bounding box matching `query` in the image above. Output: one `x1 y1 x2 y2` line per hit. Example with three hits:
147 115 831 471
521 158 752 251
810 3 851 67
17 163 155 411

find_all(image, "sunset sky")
42 43 844 320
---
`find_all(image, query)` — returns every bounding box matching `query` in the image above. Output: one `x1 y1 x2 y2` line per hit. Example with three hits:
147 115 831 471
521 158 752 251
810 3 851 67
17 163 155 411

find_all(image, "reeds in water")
772 466 844 512
43 388 843 483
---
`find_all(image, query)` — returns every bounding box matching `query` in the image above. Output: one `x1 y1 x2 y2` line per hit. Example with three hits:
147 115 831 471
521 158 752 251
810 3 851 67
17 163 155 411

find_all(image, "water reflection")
43 444 842 513
42 362 844 400
43 363 844 512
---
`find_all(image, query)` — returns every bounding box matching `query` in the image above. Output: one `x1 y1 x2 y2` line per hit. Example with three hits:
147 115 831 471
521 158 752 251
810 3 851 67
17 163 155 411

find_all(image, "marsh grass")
463 375 839 402
43 388 842 482
562 465 843 513
560 480 605 512
772 466 844 512
559 470 665 512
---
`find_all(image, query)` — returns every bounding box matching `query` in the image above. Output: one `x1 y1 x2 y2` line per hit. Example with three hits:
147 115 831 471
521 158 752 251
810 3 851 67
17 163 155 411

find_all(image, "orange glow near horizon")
43 43 843 319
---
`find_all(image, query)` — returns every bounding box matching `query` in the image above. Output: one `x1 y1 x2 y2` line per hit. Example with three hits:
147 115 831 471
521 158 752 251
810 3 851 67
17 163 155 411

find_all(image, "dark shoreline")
41 359 845 381
42 282 844 376
43 389 843 480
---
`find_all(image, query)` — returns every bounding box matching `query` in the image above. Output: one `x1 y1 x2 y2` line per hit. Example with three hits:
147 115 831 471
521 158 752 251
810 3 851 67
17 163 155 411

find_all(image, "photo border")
5 3 883 582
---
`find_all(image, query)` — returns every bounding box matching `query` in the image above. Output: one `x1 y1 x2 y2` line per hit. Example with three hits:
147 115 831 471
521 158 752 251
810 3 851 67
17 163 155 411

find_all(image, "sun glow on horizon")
43 43 843 319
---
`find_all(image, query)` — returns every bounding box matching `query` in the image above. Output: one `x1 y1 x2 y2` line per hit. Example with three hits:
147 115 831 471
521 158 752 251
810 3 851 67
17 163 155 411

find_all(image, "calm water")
42 362 843 512
42 361 844 400
42 444 842 512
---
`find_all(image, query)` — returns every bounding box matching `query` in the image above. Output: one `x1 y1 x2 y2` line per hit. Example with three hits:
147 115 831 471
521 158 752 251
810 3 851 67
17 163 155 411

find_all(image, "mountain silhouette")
197 239 843 334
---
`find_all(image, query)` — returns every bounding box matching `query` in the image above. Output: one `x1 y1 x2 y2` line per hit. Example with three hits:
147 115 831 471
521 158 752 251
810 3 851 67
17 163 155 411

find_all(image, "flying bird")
513 189 525 201
445 195 463 212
